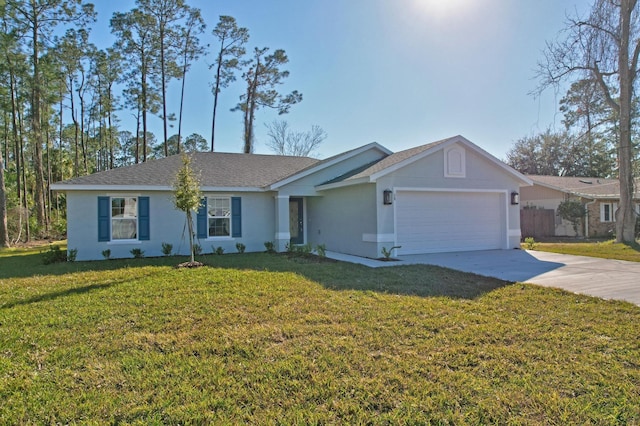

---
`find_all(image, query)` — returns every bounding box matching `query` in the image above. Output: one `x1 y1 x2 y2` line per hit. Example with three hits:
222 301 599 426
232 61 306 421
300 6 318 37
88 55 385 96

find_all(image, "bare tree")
265 120 327 157
538 0 639 242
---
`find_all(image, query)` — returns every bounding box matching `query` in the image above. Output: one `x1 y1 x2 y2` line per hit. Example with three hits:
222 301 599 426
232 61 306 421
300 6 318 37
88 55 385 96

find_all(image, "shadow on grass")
0 248 511 301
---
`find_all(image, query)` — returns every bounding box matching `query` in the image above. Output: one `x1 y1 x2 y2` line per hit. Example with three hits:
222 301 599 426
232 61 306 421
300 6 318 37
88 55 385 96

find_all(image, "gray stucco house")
51 135 531 261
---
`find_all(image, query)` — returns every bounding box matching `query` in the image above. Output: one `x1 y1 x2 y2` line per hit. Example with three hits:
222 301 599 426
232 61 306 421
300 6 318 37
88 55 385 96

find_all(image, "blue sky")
91 0 591 160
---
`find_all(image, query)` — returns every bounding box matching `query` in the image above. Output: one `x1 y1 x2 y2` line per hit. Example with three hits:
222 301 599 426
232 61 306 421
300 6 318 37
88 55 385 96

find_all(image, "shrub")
213 246 225 255
524 237 537 250
381 246 401 259
101 249 111 260
67 248 78 262
193 244 202 256
130 248 145 259
236 242 246 254
557 199 586 235
42 245 67 264
264 241 275 253
161 242 173 256
316 244 326 258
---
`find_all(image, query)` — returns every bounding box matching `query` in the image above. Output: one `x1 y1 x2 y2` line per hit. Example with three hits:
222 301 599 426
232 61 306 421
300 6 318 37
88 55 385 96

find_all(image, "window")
600 202 617 223
111 197 138 240
207 197 230 237
98 196 150 242
197 196 241 239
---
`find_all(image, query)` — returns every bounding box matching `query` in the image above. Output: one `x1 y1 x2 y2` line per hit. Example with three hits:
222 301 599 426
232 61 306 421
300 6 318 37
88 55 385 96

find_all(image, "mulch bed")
176 261 205 269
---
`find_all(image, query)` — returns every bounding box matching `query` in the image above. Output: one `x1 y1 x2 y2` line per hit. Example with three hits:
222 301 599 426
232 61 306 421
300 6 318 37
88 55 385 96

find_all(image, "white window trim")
600 202 617 223
206 196 232 239
110 196 139 242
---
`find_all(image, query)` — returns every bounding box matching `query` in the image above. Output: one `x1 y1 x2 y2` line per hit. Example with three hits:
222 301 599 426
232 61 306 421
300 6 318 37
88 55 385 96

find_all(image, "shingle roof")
341 138 452 181
528 175 640 198
53 152 319 188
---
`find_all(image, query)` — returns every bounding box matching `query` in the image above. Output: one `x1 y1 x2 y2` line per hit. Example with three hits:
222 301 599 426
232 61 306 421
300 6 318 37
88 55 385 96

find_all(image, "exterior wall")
66 190 275 261
586 200 616 238
519 185 578 237
307 184 379 258
375 145 524 249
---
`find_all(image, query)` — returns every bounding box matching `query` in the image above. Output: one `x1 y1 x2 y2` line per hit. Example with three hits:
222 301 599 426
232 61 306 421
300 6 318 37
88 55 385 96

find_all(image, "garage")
396 190 505 254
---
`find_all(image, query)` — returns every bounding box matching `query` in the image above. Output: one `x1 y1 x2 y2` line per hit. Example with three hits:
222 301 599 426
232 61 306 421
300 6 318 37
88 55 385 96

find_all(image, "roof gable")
317 135 532 189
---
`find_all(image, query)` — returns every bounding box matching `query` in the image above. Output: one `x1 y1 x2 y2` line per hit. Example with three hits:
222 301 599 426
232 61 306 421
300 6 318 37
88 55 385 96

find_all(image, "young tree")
539 0 639 242
173 153 201 264
233 47 302 154
210 16 249 151
265 120 327 157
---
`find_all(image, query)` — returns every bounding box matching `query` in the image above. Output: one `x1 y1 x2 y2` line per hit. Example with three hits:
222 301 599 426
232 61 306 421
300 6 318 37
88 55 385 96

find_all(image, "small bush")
67 248 78 262
161 242 173 256
42 245 67 264
213 246 225 255
193 244 202 256
316 244 326 258
264 241 275 253
130 248 145 259
524 237 537 250
236 242 246 254
101 249 111 260
381 246 401 259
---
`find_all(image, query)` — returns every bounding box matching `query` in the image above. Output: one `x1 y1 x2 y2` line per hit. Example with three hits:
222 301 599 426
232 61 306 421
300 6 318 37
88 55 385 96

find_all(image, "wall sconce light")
383 189 393 205
511 191 520 205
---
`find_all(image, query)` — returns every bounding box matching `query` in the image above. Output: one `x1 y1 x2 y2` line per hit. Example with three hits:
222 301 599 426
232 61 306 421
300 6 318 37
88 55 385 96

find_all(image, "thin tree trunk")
0 145 9 247
31 10 47 229
211 51 224 152
160 30 169 157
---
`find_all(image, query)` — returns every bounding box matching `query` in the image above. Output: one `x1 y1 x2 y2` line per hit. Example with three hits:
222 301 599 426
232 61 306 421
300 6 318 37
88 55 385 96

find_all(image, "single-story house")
520 175 640 238
51 135 531 261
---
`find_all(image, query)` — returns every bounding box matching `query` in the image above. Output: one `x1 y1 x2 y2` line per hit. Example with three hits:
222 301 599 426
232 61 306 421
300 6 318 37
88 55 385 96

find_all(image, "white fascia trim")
315 177 371 191
269 142 392 190
395 187 508 194
50 184 263 193
50 184 174 192
362 233 395 243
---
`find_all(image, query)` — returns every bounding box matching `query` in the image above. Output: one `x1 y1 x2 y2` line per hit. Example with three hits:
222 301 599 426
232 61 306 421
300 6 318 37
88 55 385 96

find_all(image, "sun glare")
413 0 475 19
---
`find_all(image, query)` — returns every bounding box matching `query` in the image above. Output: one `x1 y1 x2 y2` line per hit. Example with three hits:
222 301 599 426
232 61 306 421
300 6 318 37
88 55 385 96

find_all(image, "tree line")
0 0 306 246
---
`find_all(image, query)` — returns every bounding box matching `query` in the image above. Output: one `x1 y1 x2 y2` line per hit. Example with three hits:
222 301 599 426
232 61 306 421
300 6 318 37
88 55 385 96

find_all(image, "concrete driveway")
327 249 640 306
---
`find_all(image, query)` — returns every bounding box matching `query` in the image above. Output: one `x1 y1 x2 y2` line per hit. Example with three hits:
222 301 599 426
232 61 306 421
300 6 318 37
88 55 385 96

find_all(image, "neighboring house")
51 135 530 261
520 175 640 238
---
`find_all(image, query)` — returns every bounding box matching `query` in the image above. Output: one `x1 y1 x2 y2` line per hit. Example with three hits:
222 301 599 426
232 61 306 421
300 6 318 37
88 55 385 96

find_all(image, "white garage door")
396 191 504 254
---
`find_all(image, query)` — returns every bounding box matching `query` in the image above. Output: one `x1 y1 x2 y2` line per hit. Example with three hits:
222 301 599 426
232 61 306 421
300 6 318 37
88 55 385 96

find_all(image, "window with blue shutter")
98 197 110 242
138 196 150 240
231 197 242 237
196 197 207 239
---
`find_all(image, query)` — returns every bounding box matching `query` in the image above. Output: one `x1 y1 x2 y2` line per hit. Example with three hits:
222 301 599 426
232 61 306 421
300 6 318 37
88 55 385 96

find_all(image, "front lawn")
1 248 639 423
525 239 640 262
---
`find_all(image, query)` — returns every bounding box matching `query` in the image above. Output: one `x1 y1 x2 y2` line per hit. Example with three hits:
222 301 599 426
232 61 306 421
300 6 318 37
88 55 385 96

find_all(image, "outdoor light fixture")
383 189 393 205
511 191 520 205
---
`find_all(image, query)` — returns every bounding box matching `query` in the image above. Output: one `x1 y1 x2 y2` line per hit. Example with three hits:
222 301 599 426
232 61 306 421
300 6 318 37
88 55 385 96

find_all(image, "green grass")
524 239 640 262
1 245 640 424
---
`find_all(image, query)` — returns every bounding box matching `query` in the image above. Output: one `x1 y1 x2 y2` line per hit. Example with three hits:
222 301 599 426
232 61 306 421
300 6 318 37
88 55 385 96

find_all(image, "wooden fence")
520 209 555 239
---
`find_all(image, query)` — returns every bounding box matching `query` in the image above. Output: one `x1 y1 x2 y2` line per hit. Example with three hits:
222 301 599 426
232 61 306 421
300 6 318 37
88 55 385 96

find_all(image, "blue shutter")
138 196 150 241
98 197 110 242
197 197 207 239
231 197 242 238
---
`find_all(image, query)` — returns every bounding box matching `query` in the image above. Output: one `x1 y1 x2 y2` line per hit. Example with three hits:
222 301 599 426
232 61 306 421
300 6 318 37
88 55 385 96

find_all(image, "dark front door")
289 197 304 245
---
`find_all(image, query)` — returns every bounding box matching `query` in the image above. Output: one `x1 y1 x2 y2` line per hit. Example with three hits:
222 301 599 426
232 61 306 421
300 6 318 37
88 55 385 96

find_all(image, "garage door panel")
396 191 503 254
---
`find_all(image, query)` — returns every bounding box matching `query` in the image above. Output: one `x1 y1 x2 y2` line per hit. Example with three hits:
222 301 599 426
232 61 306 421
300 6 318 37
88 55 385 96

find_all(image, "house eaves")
268 142 392 190
49 184 266 193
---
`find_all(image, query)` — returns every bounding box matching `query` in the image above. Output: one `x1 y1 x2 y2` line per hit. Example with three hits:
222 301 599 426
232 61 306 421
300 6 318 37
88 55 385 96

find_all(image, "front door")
289 197 304 245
